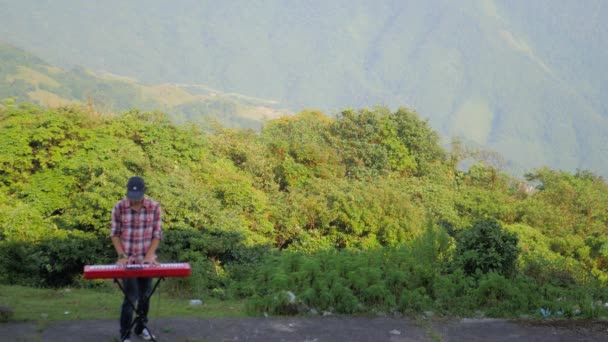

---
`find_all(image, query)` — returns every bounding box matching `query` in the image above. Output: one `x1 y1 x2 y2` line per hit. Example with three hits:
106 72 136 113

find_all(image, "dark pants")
120 277 152 338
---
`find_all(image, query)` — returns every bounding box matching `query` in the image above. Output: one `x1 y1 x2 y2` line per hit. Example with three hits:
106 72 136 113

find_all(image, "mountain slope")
1 0 607 176
0 42 288 129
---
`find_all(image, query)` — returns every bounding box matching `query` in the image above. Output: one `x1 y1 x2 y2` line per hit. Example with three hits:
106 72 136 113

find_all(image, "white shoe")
139 328 155 341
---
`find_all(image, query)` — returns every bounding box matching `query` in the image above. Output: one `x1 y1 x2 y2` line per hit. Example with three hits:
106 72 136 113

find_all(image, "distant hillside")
0 42 289 129
1 0 607 176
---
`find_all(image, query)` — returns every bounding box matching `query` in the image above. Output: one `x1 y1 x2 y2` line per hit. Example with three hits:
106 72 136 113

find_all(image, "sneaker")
138 328 155 341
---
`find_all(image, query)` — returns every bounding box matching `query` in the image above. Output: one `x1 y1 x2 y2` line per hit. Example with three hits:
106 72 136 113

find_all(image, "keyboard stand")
115 277 164 342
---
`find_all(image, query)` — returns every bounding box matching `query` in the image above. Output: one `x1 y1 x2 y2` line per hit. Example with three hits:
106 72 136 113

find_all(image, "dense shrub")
0 231 111 287
244 234 450 315
0 305 13 322
454 218 520 277
432 269 476 315
159 227 272 296
473 273 537 316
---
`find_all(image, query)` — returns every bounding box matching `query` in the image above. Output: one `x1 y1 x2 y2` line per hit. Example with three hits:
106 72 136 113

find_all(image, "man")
111 176 163 342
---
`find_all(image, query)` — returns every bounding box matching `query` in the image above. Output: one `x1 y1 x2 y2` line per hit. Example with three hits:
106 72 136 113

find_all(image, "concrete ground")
1 316 608 341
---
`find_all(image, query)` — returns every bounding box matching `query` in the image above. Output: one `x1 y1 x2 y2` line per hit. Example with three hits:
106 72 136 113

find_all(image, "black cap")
126 176 146 200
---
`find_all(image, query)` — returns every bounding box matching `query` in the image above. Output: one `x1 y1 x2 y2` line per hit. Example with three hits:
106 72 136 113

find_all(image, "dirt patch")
516 318 608 336
1 317 607 341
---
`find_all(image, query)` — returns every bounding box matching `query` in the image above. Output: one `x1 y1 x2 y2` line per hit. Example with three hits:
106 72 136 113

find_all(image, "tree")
329 107 415 179
391 107 446 176
260 110 343 189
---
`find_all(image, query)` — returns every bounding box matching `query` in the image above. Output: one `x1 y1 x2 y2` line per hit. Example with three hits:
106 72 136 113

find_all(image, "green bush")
537 283 608 319
0 231 110 287
432 269 476 315
398 287 432 314
159 227 272 296
474 273 537 317
330 284 360 313
454 218 520 277
244 242 447 315
0 241 40 285
0 304 13 322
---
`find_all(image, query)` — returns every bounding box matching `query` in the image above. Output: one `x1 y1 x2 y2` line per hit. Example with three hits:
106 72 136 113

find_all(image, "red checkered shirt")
110 197 163 262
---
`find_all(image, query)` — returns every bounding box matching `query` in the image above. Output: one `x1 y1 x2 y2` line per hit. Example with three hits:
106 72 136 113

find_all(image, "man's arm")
110 203 129 265
143 238 160 264
111 236 129 266
111 236 126 255
143 202 162 264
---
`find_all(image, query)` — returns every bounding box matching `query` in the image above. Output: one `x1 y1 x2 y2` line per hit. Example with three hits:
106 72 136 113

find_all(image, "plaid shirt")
110 197 163 262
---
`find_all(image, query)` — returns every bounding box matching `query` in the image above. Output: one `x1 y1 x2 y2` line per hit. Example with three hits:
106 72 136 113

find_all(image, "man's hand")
116 257 129 267
143 254 158 265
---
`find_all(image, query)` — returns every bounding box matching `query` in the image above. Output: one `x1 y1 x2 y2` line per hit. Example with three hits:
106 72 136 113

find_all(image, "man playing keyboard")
110 176 163 342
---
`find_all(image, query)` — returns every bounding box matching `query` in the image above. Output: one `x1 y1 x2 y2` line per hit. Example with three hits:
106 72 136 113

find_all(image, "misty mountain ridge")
0 42 289 129
1 0 607 177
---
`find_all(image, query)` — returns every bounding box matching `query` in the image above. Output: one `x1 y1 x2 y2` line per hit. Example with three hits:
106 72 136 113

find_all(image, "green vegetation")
0 284 245 321
1 101 608 320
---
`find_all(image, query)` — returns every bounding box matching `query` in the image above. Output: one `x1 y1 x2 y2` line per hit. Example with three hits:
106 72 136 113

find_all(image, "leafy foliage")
0 101 607 318
0 231 111 286
454 218 520 278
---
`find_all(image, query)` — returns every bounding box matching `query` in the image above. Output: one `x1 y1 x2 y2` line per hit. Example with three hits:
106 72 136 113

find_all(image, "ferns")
243 242 608 318
245 246 440 315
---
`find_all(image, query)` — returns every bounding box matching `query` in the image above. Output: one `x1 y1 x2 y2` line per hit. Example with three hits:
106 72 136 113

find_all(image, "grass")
0 283 247 322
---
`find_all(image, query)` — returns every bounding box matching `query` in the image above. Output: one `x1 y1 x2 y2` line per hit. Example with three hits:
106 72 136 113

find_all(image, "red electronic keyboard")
84 262 191 342
84 262 191 279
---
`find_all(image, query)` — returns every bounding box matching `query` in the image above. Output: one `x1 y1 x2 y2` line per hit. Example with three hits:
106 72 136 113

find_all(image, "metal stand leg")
115 277 164 342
